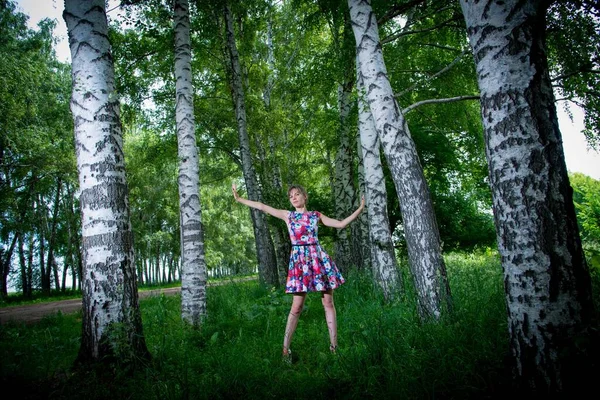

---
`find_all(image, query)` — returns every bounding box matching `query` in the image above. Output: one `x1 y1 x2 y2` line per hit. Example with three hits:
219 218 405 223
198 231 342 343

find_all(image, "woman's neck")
294 206 307 213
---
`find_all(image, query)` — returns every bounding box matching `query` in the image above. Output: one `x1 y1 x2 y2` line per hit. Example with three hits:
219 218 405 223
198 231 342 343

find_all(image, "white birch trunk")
357 63 401 300
224 5 279 287
348 0 451 319
174 0 207 326
355 124 371 271
333 82 355 270
460 0 594 391
64 0 148 362
262 16 290 284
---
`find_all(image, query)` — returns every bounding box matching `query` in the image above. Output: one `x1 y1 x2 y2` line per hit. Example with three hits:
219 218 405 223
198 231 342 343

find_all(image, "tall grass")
0 253 538 399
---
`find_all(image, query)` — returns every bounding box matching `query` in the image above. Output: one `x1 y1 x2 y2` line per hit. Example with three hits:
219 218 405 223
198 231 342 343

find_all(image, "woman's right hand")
232 183 240 201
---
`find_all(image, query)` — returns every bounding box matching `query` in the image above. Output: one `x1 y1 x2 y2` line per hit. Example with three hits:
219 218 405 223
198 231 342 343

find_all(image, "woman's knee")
290 295 306 315
290 303 304 315
321 294 335 309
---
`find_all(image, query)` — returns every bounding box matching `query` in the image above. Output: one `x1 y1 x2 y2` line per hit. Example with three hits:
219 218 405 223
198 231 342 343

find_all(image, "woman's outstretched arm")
232 183 288 221
319 196 366 229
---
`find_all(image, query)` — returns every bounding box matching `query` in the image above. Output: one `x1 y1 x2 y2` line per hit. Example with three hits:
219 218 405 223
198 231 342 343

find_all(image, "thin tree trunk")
18 234 28 297
0 234 18 298
356 62 401 299
37 195 48 294
64 0 149 363
460 0 594 392
65 182 83 291
223 3 279 287
348 0 451 319
261 14 289 284
27 235 34 295
333 81 356 271
174 0 208 326
61 256 68 292
354 116 371 271
46 179 62 291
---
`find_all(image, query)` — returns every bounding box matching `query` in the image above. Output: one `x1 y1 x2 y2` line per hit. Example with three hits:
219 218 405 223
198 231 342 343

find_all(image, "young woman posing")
232 183 365 361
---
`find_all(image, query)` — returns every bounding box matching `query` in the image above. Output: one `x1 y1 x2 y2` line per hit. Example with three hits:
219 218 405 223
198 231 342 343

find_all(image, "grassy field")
1 252 598 399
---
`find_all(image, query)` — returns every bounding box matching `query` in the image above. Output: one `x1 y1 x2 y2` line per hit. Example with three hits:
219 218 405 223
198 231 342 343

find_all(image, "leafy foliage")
570 173 600 267
0 1 76 295
547 1 600 149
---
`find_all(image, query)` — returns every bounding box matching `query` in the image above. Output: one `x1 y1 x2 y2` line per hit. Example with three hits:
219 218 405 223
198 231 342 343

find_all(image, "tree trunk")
27 235 34 296
174 0 208 326
261 15 289 285
18 234 28 297
0 234 18 298
61 256 69 292
224 3 279 287
333 81 356 271
356 63 401 300
354 128 371 271
65 182 83 291
46 179 62 291
64 0 149 363
460 0 595 392
37 195 48 294
348 0 451 319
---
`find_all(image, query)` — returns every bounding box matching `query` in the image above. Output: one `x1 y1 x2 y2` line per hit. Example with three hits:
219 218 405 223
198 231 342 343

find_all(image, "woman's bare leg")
283 293 306 355
321 290 337 351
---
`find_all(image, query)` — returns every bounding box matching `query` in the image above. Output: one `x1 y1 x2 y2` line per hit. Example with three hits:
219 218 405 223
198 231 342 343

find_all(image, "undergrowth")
2 252 595 399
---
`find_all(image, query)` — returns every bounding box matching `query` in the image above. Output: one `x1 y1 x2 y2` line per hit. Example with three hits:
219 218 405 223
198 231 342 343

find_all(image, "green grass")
1 253 597 399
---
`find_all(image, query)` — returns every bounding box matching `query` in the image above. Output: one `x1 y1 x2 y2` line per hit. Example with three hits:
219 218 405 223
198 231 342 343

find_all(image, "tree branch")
395 48 470 99
402 95 480 114
377 0 428 26
382 14 460 44
552 68 600 82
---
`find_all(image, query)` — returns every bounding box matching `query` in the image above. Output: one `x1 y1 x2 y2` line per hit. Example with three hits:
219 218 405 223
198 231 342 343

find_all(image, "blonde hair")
287 184 308 199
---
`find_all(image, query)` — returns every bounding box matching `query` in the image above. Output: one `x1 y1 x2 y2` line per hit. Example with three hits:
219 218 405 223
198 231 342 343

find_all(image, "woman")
232 183 365 361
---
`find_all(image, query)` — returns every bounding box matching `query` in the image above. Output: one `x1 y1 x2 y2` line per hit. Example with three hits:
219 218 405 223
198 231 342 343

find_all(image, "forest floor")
0 276 257 324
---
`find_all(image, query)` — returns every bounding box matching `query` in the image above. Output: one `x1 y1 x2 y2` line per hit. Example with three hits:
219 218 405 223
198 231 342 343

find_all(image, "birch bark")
460 0 594 391
333 81 355 271
355 127 371 271
262 15 290 284
224 4 279 287
357 63 401 300
348 0 450 318
174 0 207 326
64 0 149 362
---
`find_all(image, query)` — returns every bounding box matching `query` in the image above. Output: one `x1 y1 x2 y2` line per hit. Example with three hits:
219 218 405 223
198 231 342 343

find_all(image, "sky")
14 0 600 181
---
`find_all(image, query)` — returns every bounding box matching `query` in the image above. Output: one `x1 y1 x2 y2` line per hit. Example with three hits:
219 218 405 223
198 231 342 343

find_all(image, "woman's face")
288 189 306 208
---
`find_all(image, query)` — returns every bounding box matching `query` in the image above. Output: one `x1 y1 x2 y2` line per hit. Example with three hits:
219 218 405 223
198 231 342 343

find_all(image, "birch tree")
63 0 149 362
324 2 362 271
224 3 279 287
261 11 291 284
357 59 401 299
354 124 371 271
332 79 355 271
459 0 595 392
174 0 207 326
348 0 451 319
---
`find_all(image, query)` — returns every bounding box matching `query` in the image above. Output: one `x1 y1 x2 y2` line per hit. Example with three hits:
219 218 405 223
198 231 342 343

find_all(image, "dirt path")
0 277 256 325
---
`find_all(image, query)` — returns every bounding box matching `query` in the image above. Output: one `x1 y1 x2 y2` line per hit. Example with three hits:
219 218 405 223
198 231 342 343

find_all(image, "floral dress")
285 211 345 293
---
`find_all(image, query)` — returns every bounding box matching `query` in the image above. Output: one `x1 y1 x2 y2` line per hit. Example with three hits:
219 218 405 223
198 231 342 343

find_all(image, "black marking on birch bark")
80 182 128 211
83 91 100 101
482 1 493 20
358 33 378 49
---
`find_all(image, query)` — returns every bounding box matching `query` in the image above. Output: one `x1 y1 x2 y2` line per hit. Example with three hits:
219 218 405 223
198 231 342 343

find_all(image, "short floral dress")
285 211 345 293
